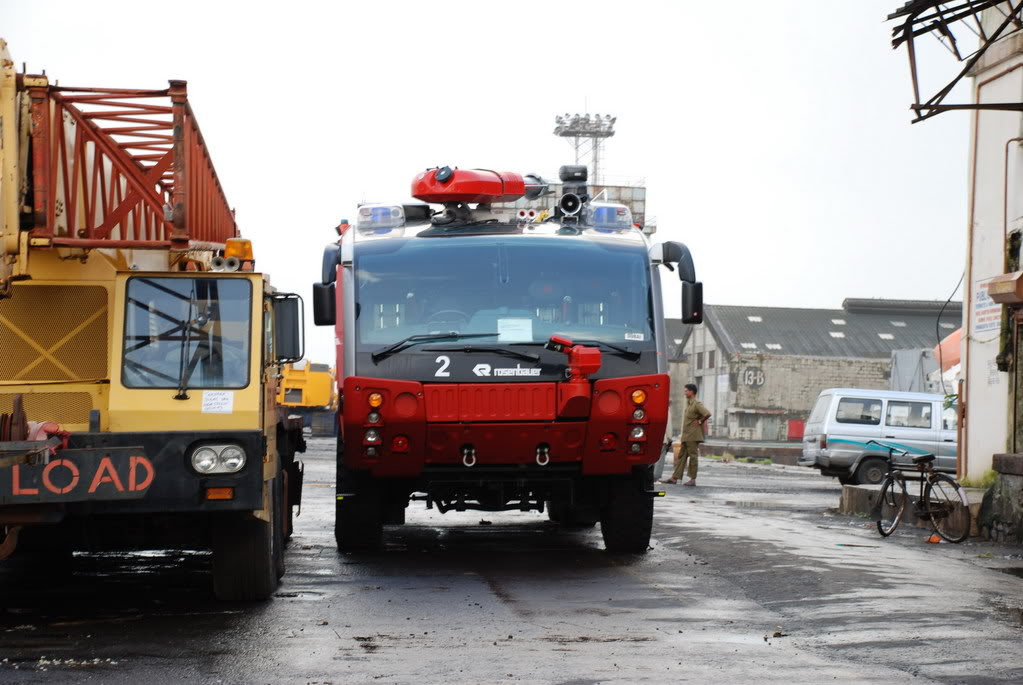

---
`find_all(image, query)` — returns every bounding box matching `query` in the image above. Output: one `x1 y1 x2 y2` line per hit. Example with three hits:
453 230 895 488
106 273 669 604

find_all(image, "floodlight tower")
553 113 616 185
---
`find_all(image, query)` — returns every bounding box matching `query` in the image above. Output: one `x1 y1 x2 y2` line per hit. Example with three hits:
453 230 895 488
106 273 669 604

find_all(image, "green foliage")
960 469 997 490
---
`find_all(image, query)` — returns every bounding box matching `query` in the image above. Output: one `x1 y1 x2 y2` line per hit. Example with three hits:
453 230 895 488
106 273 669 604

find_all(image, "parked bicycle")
867 439 971 543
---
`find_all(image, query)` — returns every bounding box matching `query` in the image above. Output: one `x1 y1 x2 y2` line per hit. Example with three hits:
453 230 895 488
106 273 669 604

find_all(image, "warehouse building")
671 298 961 441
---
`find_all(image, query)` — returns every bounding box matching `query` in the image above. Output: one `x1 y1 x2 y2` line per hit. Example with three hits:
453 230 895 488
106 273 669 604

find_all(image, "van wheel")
838 475 855 485
855 458 886 486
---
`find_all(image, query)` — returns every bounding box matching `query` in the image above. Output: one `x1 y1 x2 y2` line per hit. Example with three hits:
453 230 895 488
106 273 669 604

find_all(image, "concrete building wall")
728 355 890 441
962 44 1023 479
686 325 729 438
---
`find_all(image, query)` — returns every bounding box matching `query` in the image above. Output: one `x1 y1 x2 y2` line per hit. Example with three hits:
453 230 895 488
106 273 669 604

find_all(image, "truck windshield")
355 236 654 349
122 277 252 389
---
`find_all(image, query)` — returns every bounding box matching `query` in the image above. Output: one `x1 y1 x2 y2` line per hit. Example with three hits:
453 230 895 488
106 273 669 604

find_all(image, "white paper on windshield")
624 332 645 341
202 390 234 414
498 318 533 342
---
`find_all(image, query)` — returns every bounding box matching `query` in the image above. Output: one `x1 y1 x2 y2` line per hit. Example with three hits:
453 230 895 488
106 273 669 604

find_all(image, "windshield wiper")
371 333 499 363
511 339 642 361
424 345 540 363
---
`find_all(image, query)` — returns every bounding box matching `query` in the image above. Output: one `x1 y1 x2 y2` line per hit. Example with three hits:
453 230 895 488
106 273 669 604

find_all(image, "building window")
830 331 845 338
940 322 955 329
891 321 907 327
747 315 762 322
765 343 782 350
738 413 758 428
831 318 846 325
740 342 757 350
835 397 882 425
707 350 715 368
696 352 703 370
878 333 894 340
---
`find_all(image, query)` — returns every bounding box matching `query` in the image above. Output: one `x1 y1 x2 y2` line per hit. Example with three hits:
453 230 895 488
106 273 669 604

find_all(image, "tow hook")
462 445 477 468
536 444 550 466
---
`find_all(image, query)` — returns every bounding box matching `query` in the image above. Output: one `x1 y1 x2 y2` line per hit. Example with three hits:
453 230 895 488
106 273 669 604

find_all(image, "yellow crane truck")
0 41 305 600
277 361 339 436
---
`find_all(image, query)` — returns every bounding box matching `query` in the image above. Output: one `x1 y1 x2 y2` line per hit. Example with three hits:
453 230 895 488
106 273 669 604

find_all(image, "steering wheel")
427 309 470 325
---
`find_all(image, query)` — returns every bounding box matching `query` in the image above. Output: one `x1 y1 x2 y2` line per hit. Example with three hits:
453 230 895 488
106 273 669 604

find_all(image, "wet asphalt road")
1 438 1022 684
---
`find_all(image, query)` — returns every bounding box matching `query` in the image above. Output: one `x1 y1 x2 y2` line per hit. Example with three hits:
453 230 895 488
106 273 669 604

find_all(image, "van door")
935 399 958 473
882 399 938 468
829 395 884 474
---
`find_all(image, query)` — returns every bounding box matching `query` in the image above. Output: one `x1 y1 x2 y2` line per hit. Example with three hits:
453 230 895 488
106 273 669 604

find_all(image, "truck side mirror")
274 293 305 363
682 281 703 324
312 282 336 326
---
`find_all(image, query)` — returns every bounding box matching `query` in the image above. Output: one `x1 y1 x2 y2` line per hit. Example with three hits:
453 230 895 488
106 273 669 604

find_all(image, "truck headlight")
190 444 247 474
219 445 247 472
630 426 645 440
192 447 219 473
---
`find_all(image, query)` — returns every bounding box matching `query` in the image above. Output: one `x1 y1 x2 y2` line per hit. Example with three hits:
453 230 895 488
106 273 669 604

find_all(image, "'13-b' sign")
741 367 766 387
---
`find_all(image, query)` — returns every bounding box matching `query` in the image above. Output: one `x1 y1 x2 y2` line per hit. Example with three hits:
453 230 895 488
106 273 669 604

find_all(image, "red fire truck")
313 165 701 552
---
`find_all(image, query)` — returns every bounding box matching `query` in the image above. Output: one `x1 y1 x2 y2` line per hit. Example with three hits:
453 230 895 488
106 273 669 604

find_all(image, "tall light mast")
553 113 616 185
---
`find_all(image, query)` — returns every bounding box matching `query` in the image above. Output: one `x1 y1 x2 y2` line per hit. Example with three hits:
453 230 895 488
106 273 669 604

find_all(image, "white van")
799 388 957 485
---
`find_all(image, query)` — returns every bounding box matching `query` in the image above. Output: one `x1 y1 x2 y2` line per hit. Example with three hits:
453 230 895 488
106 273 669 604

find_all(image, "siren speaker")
224 256 241 272
211 256 226 271
559 193 582 216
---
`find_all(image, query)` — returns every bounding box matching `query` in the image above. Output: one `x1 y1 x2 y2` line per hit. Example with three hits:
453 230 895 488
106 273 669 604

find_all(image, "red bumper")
341 374 669 476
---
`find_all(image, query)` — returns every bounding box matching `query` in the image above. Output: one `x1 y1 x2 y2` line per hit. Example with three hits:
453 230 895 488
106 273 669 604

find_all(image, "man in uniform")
663 383 711 486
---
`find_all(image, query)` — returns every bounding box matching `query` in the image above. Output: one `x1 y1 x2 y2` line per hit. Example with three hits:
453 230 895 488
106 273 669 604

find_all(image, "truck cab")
314 166 702 552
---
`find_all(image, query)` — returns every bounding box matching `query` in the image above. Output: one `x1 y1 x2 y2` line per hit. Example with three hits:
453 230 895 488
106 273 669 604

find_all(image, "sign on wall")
740 367 766 387
973 277 1001 334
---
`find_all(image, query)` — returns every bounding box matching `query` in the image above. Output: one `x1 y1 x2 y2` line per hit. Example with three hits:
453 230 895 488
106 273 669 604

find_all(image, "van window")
942 406 957 431
886 401 932 429
835 397 882 425
808 395 830 424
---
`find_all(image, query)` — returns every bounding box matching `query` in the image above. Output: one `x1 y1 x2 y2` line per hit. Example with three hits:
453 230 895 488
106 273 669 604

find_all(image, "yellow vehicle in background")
0 42 305 600
277 362 339 436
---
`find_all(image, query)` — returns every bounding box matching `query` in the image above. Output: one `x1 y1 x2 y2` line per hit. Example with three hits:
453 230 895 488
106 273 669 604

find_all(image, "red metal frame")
26 78 237 250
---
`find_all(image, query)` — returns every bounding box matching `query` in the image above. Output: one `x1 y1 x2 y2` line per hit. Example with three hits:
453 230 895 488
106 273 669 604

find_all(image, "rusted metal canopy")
888 1 1023 122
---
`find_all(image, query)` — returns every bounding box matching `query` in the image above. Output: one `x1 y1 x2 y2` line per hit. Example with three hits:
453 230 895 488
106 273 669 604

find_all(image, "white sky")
4 0 971 364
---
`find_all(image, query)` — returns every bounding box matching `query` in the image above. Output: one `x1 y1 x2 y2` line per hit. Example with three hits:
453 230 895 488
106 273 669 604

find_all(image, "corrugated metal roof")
702 300 962 359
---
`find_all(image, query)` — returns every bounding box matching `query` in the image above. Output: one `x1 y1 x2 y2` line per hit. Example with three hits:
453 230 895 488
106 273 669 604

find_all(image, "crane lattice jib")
26 79 238 249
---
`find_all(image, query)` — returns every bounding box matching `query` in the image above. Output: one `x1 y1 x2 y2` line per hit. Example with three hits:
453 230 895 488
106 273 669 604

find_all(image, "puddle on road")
722 500 818 513
995 567 1023 579
994 605 1023 626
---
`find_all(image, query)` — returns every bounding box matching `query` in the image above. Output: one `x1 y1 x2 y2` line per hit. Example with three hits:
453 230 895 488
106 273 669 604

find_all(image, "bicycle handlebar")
865 439 910 460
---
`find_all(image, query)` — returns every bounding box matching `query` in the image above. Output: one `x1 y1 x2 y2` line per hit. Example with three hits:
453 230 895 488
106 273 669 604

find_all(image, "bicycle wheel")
924 473 971 543
876 475 908 537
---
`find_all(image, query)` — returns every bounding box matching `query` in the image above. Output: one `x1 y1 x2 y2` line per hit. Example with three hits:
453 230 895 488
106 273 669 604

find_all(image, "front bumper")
0 431 264 514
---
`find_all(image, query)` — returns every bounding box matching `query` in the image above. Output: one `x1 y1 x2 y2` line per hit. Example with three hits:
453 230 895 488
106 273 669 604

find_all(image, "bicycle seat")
912 453 936 465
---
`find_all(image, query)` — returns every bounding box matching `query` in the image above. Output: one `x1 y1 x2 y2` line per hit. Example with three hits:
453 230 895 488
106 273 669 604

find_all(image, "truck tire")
212 479 281 601
855 458 887 486
273 476 286 581
599 476 653 553
335 466 383 552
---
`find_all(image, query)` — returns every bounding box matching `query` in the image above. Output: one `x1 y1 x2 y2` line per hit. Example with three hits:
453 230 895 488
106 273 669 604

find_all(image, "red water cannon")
545 335 602 381
545 335 601 418
412 167 548 204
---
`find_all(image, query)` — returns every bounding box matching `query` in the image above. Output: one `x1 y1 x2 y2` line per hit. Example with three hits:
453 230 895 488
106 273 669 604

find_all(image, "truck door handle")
943 439 954 442
884 435 895 438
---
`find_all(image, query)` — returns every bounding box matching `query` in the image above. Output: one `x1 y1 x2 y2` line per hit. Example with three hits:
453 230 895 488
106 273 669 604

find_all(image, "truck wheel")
273 476 286 581
212 480 280 601
335 468 383 552
855 458 886 486
599 477 653 553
